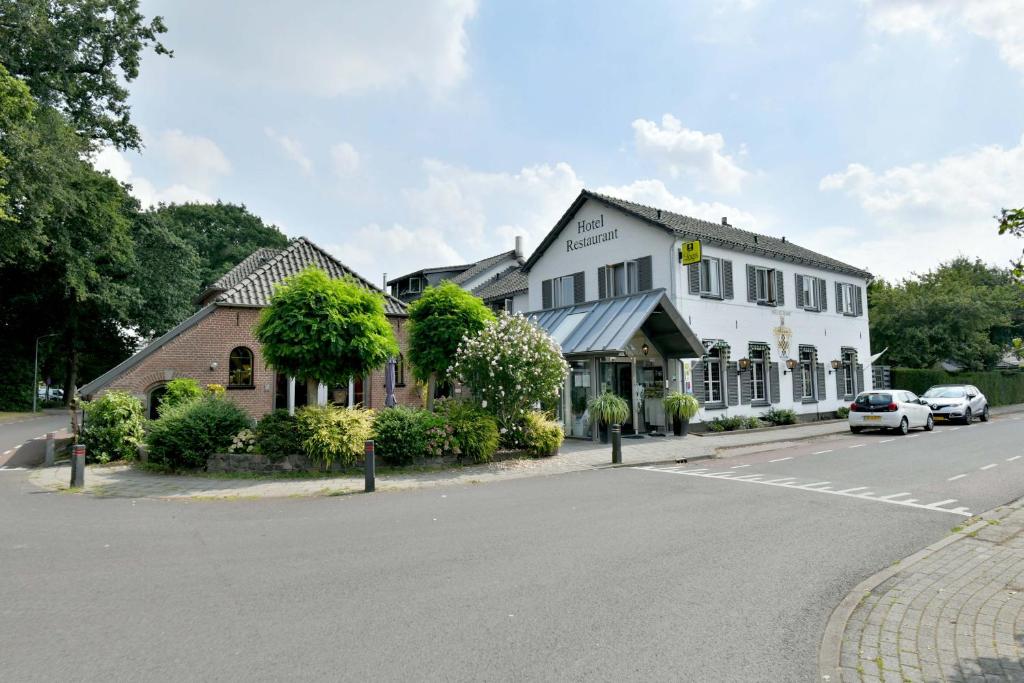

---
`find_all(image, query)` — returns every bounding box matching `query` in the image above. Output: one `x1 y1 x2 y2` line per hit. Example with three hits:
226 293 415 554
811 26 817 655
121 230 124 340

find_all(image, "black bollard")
611 423 622 464
70 443 85 488
364 439 375 493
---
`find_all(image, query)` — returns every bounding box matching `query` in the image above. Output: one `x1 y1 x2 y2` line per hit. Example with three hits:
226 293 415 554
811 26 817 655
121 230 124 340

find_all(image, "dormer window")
408 277 422 293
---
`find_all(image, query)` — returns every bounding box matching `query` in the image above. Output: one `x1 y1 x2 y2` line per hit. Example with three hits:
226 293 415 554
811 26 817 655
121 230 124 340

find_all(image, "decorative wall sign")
772 312 792 359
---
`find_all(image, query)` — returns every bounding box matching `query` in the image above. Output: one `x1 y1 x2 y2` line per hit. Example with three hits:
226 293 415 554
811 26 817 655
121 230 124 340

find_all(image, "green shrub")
373 407 429 466
521 411 564 457
744 416 763 429
296 405 374 468
254 410 302 461
228 428 256 454
761 407 797 425
82 391 145 463
891 367 1024 407
836 406 850 419
159 378 203 413
706 421 726 433
435 399 500 463
146 396 252 469
707 415 748 432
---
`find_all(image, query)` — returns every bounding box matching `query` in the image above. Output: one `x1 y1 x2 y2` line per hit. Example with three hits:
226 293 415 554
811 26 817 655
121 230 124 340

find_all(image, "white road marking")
835 486 868 494
906 434 920 439
849 444 865 449
1013 417 1021 421
1007 456 1022 462
0 467 27 472
632 467 972 516
880 492 911 500
812 450 833 455
732 474 764 480
947 474 968 481
949 427 960 431
730 464 751 469
980 464 998 471
800 481 832 488
768 457 793 462
879 439 895 444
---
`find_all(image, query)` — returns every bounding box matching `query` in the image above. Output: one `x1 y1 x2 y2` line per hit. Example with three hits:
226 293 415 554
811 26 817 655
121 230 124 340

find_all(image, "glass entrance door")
569 361 591 438
599 361 634 434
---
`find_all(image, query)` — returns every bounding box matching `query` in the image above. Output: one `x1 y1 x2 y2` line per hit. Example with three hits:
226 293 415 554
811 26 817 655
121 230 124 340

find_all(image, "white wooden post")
317 382 328 406
287 377 296 416
348 378 355 407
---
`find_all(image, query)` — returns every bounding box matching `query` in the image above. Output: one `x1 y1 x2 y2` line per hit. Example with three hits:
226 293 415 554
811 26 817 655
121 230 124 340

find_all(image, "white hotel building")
516 190 873 439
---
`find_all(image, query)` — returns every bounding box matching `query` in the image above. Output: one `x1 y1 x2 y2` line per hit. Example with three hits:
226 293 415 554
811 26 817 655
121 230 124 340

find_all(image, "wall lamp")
737 357 751 370
209 361 219 372
782 358 798 375
828 359 842 374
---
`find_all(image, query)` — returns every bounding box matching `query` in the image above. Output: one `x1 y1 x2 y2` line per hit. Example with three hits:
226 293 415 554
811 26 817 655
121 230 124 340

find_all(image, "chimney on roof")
657 209 662 219
782 236 787 243
514 235 523 257
722 217 729 226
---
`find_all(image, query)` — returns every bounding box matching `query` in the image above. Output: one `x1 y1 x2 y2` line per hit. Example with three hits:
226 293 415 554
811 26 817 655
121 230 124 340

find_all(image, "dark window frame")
228 346 255 389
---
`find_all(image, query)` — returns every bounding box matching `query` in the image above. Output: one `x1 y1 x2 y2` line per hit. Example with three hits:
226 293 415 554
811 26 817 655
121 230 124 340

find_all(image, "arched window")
228 347 254 387
148 385 168 420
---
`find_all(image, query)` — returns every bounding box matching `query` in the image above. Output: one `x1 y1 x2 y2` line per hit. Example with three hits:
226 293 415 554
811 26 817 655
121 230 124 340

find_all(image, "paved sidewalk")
831 498 1024 682
29 419 852 499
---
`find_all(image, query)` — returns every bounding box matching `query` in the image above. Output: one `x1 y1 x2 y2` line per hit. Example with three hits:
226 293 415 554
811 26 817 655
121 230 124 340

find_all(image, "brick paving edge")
816 496 1024 681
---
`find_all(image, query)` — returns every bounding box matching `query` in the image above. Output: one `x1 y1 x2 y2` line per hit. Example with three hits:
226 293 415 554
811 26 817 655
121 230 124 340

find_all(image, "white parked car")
921 384 989 425
848 390 933 435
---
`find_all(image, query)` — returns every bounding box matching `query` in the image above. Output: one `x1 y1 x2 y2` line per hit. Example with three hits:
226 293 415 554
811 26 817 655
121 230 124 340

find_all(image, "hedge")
891 368 1024 407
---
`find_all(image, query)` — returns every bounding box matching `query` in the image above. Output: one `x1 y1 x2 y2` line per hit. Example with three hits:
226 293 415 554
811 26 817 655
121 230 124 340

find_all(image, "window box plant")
664 391 699 437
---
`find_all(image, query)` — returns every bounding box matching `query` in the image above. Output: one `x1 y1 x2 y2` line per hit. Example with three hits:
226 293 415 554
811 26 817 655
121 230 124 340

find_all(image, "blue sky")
94 0 1024 285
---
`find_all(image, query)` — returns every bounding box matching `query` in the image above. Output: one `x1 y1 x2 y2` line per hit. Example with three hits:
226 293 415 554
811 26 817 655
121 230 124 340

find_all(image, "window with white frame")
503 298 514 313
552 275 575 308
801 276 819 310
750 347 768 402
842 348 856 397
408 276 422 293
839 283 856 315
754 267 777 304
800 347 816 399
605 260 638 297
704 347 724 403
700 257 722 297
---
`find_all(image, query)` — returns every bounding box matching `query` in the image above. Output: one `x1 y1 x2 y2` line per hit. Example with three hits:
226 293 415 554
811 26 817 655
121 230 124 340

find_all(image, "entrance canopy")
526 289 703 359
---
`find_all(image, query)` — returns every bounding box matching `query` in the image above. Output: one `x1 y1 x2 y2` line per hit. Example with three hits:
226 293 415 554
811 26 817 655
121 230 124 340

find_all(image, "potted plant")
664 391 699 437
587 392 629 443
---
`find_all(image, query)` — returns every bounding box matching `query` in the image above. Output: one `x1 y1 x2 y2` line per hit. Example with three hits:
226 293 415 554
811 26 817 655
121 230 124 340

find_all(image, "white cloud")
151 130 231 190
862 0 1024 75
330 142 361 177
593 179 760 229
632 114 749 193
819 134 1024 279
91 146 214 208
185 0 478 97
265 128 313 175
327 224 464 287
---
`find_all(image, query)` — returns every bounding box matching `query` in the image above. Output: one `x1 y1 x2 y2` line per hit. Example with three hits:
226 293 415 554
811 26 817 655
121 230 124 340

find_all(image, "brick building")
79 237 420 419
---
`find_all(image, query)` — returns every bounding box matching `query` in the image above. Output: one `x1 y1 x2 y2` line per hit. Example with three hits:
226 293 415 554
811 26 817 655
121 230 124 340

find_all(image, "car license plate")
864 415 881 421
933 415 946 421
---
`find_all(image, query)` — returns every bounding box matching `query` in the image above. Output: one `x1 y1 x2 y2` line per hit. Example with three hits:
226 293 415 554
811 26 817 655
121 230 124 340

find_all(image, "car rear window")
922 387 966 398
856 393 892 406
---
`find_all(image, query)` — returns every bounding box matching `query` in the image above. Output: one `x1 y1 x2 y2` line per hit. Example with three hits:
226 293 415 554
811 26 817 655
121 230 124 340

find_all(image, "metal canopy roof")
526 289 704 359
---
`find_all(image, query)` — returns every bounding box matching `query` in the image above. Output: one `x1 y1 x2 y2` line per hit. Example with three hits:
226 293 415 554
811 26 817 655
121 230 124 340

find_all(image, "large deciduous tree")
999 208 1024 278
254 267 398 389
407 282 494 409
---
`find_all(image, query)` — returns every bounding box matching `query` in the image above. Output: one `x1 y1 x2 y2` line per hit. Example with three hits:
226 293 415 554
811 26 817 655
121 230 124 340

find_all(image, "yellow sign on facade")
680 240 702 265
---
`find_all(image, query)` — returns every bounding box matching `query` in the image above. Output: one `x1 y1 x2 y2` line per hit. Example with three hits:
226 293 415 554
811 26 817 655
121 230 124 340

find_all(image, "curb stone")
817 496 1024 681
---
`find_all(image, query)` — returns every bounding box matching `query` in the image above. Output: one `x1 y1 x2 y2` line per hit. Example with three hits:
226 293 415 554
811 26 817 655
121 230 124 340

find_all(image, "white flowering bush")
449 313 569 446
228 428 257 454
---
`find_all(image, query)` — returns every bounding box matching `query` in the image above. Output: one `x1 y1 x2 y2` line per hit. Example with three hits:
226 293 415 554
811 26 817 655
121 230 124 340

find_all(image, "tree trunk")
427 374 436 411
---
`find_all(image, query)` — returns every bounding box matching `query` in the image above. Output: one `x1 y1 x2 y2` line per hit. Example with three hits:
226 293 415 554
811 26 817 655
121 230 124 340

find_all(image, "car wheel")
964 408 972 425
896 417 909 435
980 405 989 422
924 414 934 432
850 426 862 434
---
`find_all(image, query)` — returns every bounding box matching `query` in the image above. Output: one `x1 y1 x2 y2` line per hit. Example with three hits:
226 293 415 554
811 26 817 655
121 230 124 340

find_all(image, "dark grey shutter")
688 263 699 294
792 362 803 401
795 274 804 308
726 362 739 406
723 260 734 299
836 364 844 399
573 272 585 304
541 279 552 309
769 363 780 404
597 267 607 299
746 265 756 302
819 278 828 311
775 270 784 306
835 282 843 313
740 367 752 404
637 256 653 292
815 363 826 401
855 286 864 316
691 361 705 404
856 363 865 393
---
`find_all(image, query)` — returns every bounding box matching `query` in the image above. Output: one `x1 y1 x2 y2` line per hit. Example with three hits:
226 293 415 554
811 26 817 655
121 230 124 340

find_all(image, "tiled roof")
449 250 523 285
386 263 474 286
471 266 528 301
211 247 282 290
525 189 872 279
215 237 407 315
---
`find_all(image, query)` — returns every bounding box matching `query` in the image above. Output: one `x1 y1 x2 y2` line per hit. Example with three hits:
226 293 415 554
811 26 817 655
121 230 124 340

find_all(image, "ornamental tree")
449 313 569 445
407 281 494 408
255 266 398 388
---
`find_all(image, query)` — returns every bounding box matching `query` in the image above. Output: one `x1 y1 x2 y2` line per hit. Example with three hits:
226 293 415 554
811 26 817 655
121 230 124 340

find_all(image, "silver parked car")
921 384 989 425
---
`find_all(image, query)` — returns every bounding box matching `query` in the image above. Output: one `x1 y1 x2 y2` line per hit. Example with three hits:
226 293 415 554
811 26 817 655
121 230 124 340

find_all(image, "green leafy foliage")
435 399 499 463
451 313 569 446
706 416 750 432
761 407 797 425
836 406 850 419
254 410 302 461
891 368 1024 407
228 428 256 454
521 411 564 458
408 282 494 386
998 208 1024 278
588 392 630 426
372 407 429 466
159 378 203 412
146 396 251 470
81 390 144 463
255 267 398 387
664 391 700 420
295 405 374 469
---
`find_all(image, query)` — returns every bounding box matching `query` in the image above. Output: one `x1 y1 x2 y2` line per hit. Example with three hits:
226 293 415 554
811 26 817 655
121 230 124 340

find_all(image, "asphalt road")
0 412 69 469
1 414 1022 681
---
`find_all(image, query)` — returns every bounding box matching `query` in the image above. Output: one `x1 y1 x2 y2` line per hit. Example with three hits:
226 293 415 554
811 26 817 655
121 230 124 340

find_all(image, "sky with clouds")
94 0 1024 285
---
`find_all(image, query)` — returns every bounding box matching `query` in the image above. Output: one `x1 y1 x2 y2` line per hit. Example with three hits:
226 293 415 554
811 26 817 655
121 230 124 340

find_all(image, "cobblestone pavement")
28 420 852 499
836 498 1024 683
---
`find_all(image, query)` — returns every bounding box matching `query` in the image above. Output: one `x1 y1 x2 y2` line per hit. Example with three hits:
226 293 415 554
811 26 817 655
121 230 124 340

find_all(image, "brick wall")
99 306 422 419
